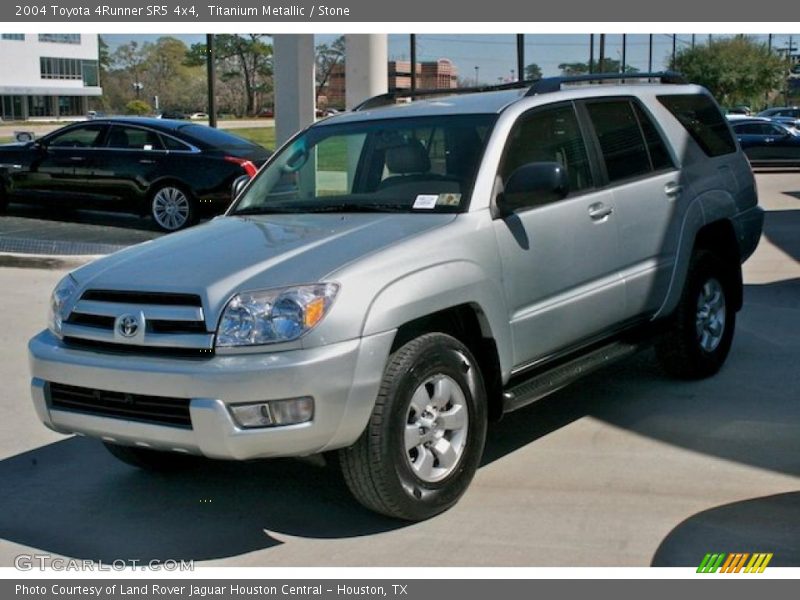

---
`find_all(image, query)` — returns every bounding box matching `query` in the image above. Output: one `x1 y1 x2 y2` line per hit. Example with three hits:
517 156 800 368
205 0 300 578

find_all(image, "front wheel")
656 250 737 379
149 184 195 232
339 333 488 521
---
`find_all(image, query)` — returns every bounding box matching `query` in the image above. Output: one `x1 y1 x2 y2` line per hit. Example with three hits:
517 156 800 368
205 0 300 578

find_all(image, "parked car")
257 108 274 118
730 118 800 166
189 112 209 120
28 75 763 520
726 105 752 115
158 110 188 120
757 106 800 119
0 117 270 231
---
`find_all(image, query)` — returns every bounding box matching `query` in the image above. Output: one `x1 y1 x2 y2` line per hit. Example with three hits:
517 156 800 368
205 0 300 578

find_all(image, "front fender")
360 260 514 379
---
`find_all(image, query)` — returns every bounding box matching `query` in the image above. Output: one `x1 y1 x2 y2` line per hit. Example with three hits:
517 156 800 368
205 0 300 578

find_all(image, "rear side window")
632 103 673 171
585 100 651 182
658 94 736 157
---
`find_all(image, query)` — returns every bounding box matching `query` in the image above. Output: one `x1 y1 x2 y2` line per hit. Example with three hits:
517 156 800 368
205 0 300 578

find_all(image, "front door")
493 102 625 368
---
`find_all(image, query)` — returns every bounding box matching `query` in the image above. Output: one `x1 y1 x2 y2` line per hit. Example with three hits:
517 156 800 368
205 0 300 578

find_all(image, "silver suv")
29 73 763 521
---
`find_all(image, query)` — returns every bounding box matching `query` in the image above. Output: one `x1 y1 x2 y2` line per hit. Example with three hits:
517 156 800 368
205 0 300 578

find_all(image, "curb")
0 252 98 270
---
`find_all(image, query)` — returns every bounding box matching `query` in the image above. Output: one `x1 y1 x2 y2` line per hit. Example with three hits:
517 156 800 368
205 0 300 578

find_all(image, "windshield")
230 114 496 215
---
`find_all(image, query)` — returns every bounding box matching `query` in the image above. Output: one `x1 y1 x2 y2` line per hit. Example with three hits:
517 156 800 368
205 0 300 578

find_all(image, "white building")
0 34 102 121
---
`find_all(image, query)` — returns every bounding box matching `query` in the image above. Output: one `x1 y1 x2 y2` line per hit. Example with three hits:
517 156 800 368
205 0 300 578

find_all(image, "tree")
316 36 345 103
524 63 542 80
112 41 146 93
125 100 151 115
672 35 786 108
187 34 273 116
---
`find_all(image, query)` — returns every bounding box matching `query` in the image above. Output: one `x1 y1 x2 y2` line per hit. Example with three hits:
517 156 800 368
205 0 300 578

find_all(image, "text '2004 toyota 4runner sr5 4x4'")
29 72 763 521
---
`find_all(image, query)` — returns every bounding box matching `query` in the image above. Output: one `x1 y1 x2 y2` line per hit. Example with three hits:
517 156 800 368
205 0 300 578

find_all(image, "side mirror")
498 161 569 215
231 175 250 201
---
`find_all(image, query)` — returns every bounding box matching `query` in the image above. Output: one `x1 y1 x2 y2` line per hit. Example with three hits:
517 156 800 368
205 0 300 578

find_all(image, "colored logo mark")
697 552 773 573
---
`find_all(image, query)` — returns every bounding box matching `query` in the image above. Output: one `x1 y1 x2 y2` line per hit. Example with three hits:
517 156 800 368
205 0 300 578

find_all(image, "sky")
103 33 799 83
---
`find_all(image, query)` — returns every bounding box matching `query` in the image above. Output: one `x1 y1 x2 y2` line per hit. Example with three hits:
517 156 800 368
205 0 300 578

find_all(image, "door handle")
69 156 86 162
665 182 683 198
588 203 613 220
139 159 156 164
764 138 774 143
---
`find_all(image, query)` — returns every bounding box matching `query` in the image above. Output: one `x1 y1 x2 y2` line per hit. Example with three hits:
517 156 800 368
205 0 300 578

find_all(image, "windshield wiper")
232 206 304 215
303 203 408 213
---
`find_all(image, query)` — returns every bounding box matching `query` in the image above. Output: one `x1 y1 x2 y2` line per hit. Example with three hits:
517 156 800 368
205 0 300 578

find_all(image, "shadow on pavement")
763 206 800 261
485 278 800 479
651 492 800 566
0 437 402 563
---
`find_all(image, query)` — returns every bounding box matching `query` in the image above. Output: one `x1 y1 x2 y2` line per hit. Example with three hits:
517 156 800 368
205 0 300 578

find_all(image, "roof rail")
525 71 687 95
353 80 536 111
352 71 688 112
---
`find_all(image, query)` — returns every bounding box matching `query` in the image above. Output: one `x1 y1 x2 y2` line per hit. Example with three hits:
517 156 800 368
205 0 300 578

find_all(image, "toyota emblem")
117 314 139 338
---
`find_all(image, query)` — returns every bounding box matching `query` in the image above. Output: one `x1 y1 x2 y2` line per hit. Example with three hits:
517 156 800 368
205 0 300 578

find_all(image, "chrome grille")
63 290 214 356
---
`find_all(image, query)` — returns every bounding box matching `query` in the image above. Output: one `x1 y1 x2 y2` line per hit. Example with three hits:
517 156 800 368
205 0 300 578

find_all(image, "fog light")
229 397 314 429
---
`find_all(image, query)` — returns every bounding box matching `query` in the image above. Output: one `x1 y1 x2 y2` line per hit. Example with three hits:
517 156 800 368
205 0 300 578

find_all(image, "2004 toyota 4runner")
29 74 764 520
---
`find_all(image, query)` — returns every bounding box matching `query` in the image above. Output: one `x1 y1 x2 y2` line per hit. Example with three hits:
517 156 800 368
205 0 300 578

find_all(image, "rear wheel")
103 442 200 471
339 333 488 521
656 250 737 379
150 184 195 232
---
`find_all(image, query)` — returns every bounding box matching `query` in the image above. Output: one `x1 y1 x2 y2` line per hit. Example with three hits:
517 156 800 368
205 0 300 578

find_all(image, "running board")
502 340 642 414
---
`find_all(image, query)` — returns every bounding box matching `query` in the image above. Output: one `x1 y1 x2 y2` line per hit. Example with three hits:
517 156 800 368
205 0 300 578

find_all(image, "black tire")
103 441 200 472
656 249 738 379
149 183 196 232
339 332 488 521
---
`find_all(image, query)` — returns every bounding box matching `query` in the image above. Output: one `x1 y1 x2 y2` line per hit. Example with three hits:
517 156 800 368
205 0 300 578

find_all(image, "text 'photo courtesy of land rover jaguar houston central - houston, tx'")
29 73 763 520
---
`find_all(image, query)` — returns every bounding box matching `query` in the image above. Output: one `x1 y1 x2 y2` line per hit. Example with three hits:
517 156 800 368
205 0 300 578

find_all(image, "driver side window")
47 124 106 148
501 104 594 195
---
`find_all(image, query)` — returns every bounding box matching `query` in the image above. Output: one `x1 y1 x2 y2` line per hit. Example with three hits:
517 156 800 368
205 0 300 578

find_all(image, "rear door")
493 101 626 367
580 98 682 318
90 124 168 207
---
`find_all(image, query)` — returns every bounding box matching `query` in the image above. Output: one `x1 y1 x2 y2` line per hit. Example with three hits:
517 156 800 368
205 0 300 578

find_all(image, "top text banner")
1 0 794 23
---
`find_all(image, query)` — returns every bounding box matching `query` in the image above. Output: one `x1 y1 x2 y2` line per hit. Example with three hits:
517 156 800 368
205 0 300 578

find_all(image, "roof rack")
353 71 687 111
525 71 687 95
353 80 536 111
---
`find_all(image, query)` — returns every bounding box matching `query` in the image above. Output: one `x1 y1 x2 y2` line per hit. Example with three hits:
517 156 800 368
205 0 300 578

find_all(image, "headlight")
216 283 338 347
48 274 78 336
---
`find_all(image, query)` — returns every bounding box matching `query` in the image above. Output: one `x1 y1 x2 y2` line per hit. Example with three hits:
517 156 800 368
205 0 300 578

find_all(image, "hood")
72 213 456 323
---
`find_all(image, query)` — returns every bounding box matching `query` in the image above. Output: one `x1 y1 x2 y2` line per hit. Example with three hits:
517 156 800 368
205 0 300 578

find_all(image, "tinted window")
586 100 650 182
47 124 105 148
633 103 673 171
162 135 192 152
501 103 593 194
658 94 736 157
733 123 760 135
106 126 164 150
178 124 259 150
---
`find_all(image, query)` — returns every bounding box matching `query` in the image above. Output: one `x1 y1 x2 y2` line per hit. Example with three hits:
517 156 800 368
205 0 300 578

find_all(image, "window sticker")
413 194 439 209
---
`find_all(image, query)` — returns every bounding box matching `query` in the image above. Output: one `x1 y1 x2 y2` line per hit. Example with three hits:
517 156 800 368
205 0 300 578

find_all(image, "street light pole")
648 34 653 72
474 65 479 86
206 33 217 128
516 34 524 82
589 34 594 74
410 34 417 92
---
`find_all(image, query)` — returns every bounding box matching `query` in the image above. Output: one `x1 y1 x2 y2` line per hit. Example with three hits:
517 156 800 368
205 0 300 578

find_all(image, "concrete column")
345 34 388 110
273 34 316 147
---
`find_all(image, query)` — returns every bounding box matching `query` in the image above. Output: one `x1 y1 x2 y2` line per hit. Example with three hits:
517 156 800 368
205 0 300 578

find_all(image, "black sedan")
731 119 800 167
0 118 270 231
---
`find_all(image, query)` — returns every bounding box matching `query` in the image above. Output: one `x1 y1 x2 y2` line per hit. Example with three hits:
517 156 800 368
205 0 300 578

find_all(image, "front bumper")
28 329 395 460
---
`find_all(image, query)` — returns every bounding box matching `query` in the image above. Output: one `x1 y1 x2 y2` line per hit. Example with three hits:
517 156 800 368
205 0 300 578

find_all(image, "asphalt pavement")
0 172 797 567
